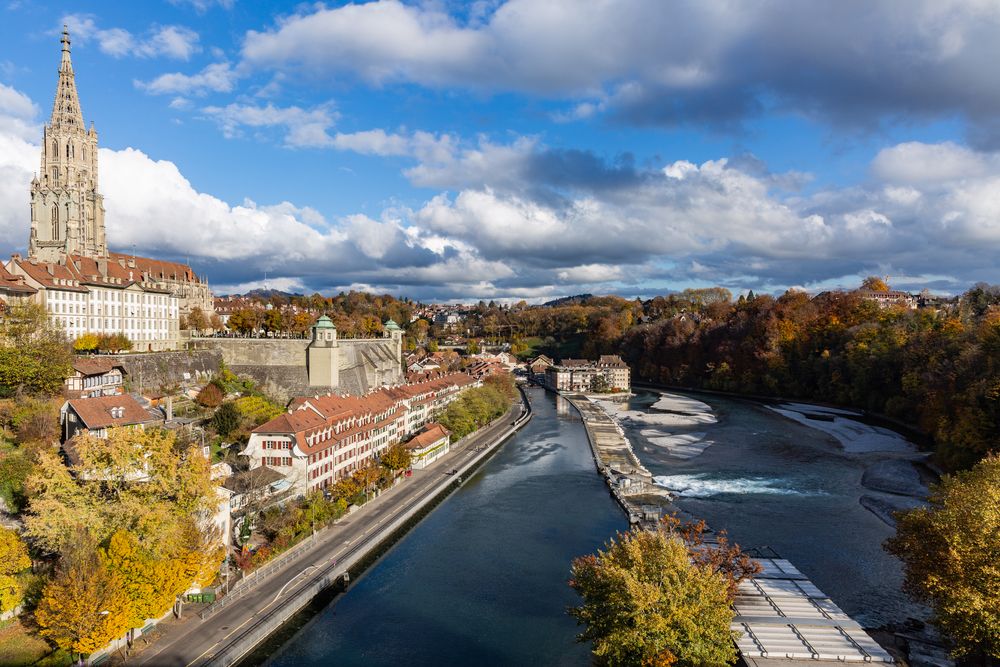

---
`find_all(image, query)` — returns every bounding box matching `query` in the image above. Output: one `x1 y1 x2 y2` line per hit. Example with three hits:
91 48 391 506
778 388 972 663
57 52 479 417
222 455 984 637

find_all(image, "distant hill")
542 294 593 307
218 288 303 300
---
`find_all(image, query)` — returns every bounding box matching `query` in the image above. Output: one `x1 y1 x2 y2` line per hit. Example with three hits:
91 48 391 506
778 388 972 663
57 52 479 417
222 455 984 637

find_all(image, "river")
264 386 923 666
264 386 624 666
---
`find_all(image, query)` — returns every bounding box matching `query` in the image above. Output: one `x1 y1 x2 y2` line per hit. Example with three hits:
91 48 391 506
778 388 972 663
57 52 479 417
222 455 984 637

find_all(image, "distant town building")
528 354 554 379
243 373 478 495
545 355 631 393
856 288 917 309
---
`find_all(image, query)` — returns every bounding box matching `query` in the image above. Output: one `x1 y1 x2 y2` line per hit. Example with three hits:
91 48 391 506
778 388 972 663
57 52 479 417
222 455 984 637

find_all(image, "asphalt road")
132 400 525 667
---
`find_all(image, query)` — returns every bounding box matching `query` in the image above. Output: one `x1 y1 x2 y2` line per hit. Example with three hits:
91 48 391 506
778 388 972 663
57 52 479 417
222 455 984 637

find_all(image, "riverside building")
244 373 478 495
3 28 213 350
545 355 631 393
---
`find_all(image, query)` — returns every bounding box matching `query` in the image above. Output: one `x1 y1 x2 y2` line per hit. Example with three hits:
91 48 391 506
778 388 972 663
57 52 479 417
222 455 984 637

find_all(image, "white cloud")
61 14 200 60
138 62 238 96
3 79 1000 298
168 0 235 13
200 101 338 146
238 0 1000 140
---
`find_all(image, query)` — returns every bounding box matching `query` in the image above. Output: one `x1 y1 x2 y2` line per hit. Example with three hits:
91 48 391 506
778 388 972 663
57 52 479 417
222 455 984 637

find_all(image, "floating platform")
734 556 895 665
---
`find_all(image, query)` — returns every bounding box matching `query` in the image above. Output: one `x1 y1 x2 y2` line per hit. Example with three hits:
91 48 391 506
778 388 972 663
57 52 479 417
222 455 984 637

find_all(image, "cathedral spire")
51 26 84 129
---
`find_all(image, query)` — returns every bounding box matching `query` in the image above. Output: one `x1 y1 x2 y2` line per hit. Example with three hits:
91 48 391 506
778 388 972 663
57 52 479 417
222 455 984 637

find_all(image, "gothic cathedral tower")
28 26 107 263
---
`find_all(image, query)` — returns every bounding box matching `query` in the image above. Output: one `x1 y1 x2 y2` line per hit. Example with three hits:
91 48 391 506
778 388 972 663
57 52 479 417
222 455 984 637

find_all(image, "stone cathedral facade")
29 28 107 262
3 28 214 350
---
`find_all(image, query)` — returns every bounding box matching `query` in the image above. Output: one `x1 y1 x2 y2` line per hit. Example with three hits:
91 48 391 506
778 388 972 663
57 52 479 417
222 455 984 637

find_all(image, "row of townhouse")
243 373 480 495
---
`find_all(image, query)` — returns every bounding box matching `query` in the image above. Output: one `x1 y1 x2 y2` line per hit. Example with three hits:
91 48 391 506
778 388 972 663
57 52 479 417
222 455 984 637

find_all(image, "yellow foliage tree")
0 526 31 613
73 332 99 353
570 528 738 667
102 530 181 629
885 453 1000 659
35 538 132 657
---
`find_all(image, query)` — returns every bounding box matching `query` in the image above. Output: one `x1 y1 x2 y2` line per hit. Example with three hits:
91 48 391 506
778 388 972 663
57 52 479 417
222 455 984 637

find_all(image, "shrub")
196 383 224 408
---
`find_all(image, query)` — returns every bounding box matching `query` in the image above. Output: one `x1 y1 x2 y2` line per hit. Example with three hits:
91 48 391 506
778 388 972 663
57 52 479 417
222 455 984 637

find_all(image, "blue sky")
1 1 999 300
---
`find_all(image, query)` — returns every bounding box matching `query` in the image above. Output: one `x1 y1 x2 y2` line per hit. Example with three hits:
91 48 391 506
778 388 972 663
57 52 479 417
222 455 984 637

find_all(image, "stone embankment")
561 393 669 526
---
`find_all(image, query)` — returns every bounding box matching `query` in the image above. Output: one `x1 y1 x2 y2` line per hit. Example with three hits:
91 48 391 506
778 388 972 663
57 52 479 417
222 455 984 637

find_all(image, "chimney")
166 395 174 421
10 253 20 261
46 264 54 275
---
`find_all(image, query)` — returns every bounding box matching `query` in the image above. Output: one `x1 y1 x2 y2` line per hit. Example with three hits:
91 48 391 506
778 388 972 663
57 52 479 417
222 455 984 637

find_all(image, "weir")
564 390 897 666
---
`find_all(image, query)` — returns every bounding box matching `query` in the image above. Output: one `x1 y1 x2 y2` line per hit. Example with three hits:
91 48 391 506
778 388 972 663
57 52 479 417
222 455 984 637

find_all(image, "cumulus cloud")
239 0 1000 142
2 79 1000 298
137 62 239 96
61 14 201 60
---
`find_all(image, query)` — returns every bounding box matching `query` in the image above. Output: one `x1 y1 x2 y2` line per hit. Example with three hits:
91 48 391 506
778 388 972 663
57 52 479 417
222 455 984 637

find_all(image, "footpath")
124 391 531 667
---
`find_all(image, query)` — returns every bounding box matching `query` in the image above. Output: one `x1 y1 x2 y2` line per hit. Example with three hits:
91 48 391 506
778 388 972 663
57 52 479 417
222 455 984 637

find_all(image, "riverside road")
133 398 526 667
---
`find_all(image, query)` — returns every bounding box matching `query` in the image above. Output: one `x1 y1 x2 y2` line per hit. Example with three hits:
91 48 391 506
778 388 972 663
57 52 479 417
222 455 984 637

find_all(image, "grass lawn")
0 618 67 666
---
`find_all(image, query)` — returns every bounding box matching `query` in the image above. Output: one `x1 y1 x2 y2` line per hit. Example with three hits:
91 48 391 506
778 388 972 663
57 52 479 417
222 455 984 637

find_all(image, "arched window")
66 143 70 158
51 205 59 240
52 140 58 157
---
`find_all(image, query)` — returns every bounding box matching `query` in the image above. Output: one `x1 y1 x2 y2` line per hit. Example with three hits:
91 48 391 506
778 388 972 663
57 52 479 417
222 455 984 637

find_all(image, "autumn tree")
380 443 412 472
35 535 132 658
861 275 891 292
25 428 219 557
73 332 99 353
570 527 738 667
885 454 1000 659
196 382 224 408
186 307 209 333
0 527 31 613
0 302 73 396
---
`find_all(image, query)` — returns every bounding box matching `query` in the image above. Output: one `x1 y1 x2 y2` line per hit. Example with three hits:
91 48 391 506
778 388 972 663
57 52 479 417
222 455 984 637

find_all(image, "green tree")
885 454 1000 659
0 302 72 397
212 401 241 437
262 309 284 334
570 528 737 667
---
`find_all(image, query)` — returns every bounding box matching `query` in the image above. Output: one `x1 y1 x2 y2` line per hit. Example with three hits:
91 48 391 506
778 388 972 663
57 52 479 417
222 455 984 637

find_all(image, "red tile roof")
405 422 450 450
67 394 158 430
0 264 37 295
254 373 476 455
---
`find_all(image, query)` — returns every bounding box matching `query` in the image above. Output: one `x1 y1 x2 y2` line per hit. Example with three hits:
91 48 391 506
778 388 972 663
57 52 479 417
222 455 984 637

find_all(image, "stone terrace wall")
187 338 308 366
108 349 222 394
